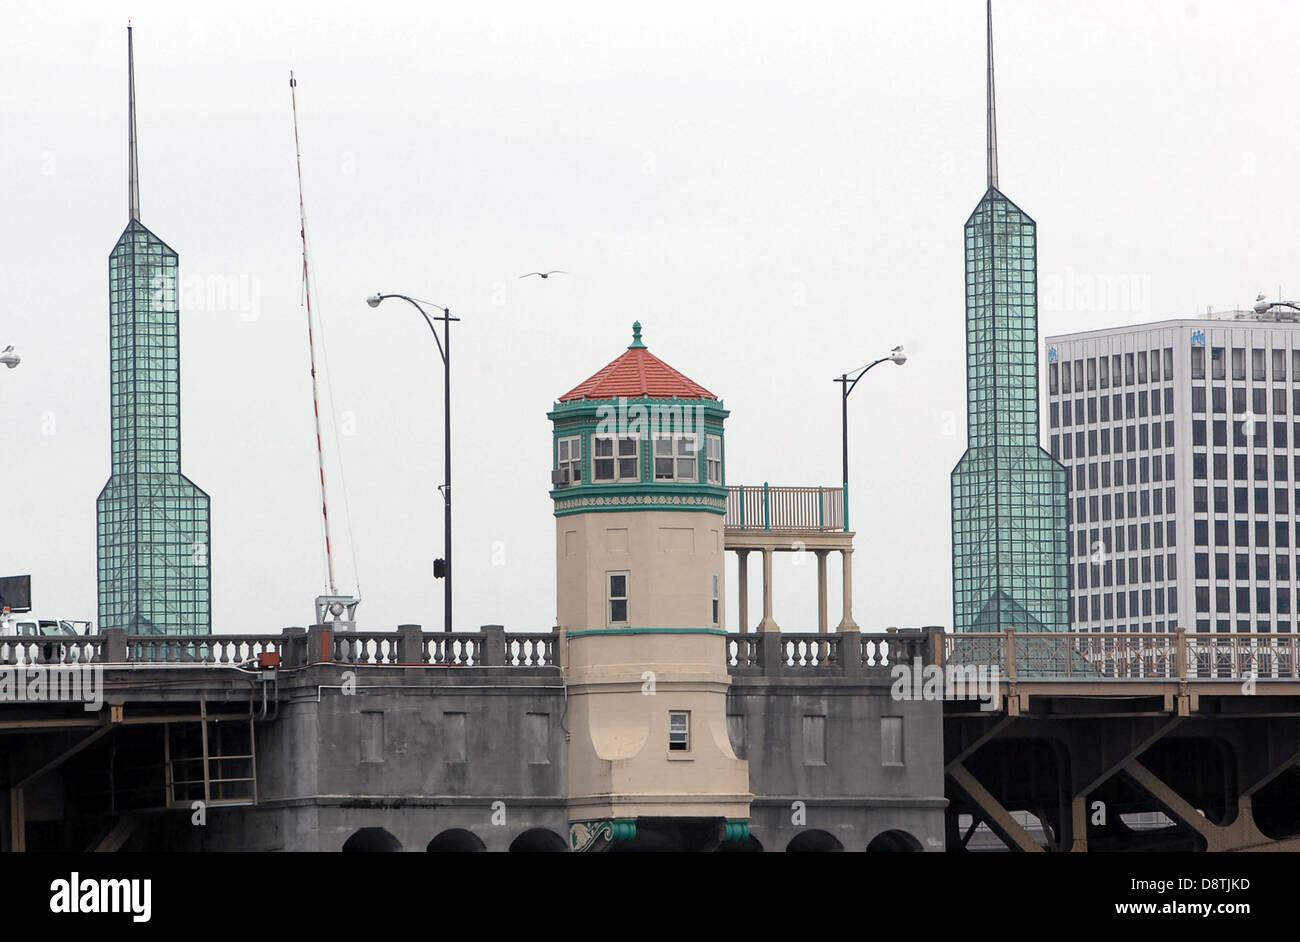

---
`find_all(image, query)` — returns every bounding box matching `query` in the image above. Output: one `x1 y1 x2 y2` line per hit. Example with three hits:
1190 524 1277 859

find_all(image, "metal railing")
943 629 1300 681
725 484 846 531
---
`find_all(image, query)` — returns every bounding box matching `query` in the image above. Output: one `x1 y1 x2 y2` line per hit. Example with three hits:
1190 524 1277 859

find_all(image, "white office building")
1046 309 1300 636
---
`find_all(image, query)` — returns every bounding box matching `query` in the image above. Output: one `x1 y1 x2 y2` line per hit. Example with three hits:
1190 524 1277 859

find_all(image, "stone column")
757 547 780 632
836 548 858 631
736 550 750 633
816 550 829 634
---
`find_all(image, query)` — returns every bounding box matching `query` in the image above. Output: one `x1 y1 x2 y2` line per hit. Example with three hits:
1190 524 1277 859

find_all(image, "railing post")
843 482 849 532
763 482 770 530
280 627 307 668
818 486 824 528
1004 626 1017 682
759 630 783 675
839 629 862 676
481 624 506 666
740 488 746 529
397 623 425 663
1174 624 1187 681
307 624 334 664
101 627 127 664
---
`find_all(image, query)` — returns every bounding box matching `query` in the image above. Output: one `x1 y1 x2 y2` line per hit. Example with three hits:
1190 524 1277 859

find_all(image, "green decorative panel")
951 189 1068 633
96 221 211 634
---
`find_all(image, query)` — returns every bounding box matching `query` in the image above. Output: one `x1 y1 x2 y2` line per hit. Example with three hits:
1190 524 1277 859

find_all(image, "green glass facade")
951 188 1068 633
96 221 211 633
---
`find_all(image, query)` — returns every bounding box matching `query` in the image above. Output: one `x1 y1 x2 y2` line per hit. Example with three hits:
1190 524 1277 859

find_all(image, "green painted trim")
566 627 728 638
554 504 726 518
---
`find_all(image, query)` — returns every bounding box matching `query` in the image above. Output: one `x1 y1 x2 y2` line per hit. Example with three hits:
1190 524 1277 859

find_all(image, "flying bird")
520 270 567 279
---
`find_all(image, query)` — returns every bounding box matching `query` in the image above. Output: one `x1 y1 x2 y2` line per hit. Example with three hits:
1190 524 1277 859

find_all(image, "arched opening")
342 827 402 853
786 829 843 852
715 835 763 852
866 830 923 852
427 828 486 852
509 828 568 852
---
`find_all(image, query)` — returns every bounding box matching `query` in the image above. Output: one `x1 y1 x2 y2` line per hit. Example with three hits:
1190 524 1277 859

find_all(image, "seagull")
520 270 567 279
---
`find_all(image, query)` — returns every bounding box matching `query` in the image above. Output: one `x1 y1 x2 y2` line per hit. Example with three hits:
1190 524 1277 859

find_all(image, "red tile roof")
558 323 716 402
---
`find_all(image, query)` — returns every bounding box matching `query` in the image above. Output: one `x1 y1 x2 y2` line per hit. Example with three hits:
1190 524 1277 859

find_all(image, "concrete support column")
816 550 829 633
757 548 780 632
736 551 750 633
836 547 858 631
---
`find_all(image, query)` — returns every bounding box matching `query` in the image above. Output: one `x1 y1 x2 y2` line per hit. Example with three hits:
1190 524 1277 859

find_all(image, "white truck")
0 615 94 664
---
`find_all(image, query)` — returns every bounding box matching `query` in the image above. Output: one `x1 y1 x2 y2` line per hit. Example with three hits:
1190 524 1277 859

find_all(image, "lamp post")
366 293 460 632
1254 294 1300 318
834 346 907 529
0 346 19 369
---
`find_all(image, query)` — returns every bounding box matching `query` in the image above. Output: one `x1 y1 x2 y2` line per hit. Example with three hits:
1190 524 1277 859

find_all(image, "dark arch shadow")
342 827 402 852
786 829 844 852
866 829 924 852
427 828 487 852
715 835 764 852
509 828 568 852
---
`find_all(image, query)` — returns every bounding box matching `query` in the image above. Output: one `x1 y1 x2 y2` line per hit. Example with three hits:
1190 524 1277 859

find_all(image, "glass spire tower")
96 27 211 634
951 2 1068 633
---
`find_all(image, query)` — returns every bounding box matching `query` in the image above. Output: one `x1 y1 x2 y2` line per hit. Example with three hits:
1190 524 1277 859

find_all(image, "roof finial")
986 0 998 192
629 321 645 349
128 24 140 221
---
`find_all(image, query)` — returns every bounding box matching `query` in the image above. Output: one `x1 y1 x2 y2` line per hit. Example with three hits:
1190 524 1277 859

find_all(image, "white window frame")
607 571 629 625
592 435 640 482
668 710 690 752
556 435 582 484
653 433 698 481
705 434 722 484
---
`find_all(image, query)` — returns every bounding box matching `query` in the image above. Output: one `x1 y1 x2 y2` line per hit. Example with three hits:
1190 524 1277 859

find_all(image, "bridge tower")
550 322 751 851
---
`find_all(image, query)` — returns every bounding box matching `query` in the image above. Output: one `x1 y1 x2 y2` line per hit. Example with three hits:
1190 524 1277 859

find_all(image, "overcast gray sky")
1 0 1296 634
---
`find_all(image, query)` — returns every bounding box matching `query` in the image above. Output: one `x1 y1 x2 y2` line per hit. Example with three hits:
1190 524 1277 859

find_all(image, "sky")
0 0 1297 635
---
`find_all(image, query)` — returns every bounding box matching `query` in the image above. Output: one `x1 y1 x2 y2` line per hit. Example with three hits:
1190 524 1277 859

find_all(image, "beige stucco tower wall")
549 323 751 848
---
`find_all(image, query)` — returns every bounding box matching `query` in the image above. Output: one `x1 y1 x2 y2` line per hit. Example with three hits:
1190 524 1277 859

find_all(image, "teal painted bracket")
724 819 750 842
570 818 637 852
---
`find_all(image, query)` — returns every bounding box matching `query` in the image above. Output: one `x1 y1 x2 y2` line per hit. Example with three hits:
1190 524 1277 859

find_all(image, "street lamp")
0 346 19 369
366 293 460 632
1254 294 1300 318
834 346 907 529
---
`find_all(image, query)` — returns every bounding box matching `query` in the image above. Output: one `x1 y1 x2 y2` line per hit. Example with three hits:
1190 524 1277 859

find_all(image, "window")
607 572 629 624
1232 347 1246 380
1049 362 1059 394
669 711 690 752
654 433 698 481
1164 347 1174 381
881 716 904 766
593 435 639 481
1212 347 1225 380
1275 349 1287 382
711 573 720 625
803 715 827 765
1253 348 1266 381
706 434 722 484
1191 346 1205 379
556 435 582 484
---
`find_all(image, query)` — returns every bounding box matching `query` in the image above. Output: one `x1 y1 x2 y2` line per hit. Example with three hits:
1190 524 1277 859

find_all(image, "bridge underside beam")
947 761 1044 853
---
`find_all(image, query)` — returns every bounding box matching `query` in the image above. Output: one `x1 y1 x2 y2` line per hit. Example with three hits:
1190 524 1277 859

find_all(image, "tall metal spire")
986 0 998 191
127 24 140 221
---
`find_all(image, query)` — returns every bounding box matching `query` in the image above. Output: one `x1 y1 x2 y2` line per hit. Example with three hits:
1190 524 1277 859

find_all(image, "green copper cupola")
549 322 729 517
